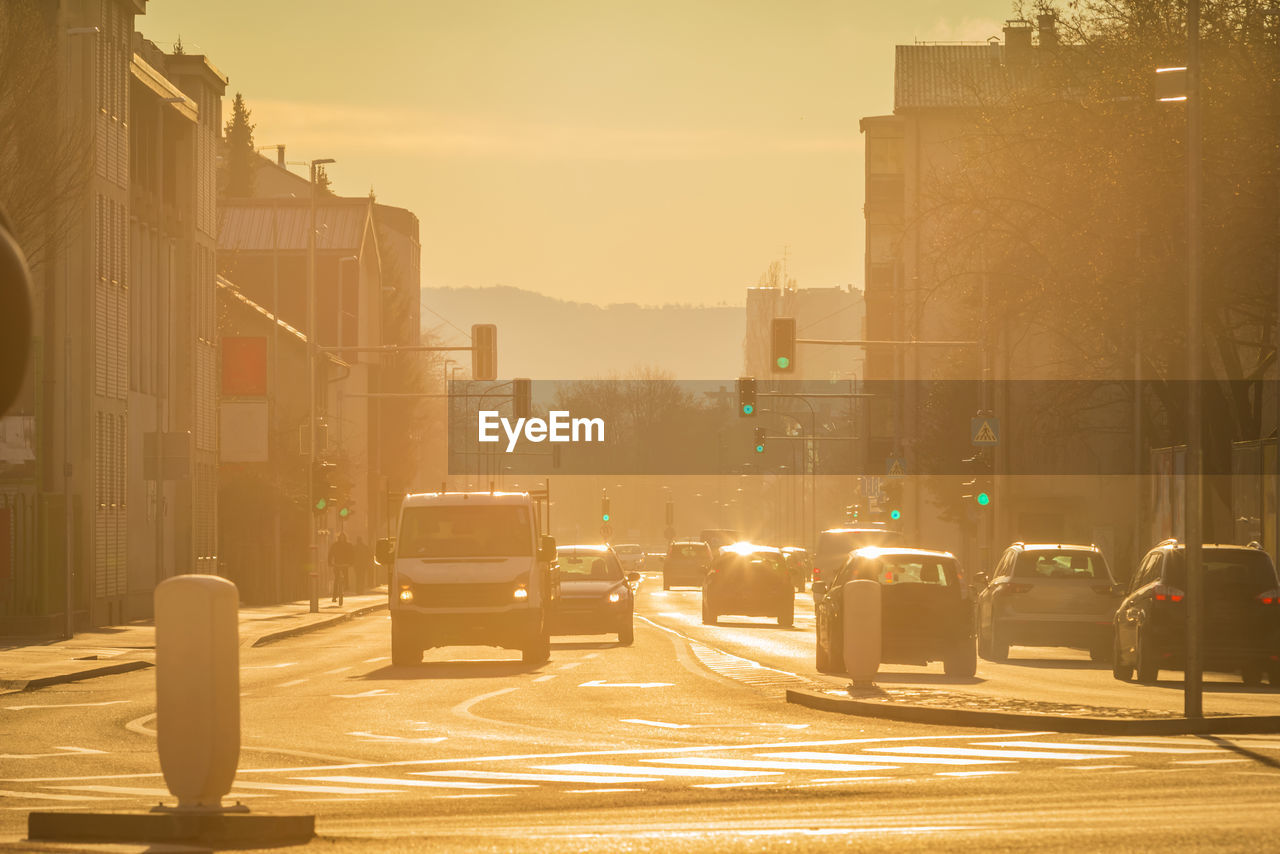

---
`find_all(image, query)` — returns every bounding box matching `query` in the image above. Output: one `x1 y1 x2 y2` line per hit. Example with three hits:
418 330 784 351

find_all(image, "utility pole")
1184 0 1204 720
307 158 334 614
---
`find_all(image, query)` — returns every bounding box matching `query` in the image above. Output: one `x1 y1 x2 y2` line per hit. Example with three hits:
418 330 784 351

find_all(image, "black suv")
1112 540 1280 685
701 544 794 627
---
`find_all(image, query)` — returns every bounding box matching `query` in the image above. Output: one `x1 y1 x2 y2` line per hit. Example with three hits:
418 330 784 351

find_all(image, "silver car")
976 543 1121 662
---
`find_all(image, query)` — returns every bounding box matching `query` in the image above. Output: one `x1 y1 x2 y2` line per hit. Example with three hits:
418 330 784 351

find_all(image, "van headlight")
608 591 622 604
513 586 529 601
398 588 414 603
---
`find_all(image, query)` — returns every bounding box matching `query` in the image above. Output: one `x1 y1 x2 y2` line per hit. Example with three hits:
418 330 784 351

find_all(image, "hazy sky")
142 1 1014 306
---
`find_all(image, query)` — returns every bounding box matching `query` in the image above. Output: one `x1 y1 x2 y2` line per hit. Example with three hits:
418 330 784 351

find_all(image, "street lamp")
307 157 335 614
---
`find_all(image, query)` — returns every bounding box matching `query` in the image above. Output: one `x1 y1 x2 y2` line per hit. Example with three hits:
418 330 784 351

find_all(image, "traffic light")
337 483 354 519
472 323 497 381
737 377 757 417
771 317 796 373
961 452 993 507
883 479 904 522
601 496 611 522
512 377 531 419
313 460 338 512
754 427 766 454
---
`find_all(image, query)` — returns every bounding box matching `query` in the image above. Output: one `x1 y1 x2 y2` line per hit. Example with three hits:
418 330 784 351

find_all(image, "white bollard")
155 575 240 810
843 578 881 686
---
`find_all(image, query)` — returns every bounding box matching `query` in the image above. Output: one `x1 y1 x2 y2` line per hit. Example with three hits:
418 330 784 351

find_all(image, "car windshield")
398 505 532 558
818 529 901 554
1014 551 1108 580
557 551 622 580
864 556 956 586
670 544 707 559
1165 549 1277 594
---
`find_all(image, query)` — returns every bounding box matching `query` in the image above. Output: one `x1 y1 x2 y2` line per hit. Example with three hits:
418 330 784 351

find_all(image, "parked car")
811 526 904 602
976 542 1121 662
663 540 713 589
815 547 976 678
613 543 645 573
781 547 812 593
702 543 794 627
1113 540 1280 685
553 544 639 645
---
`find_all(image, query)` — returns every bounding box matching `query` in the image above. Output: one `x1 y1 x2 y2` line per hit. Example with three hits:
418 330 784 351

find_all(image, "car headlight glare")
513 586 529 601
398 588 414 602
608 591 622 603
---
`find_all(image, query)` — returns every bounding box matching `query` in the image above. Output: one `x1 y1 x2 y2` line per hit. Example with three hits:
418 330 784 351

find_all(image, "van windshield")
399 505 533 558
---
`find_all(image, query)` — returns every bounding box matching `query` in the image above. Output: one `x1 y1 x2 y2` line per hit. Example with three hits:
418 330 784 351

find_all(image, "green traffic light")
755 444 765 453
775 356 789 369
977 492 991 506
339 506 350 518
315 498 327 511
890 509 901 520
602 513 610 522
742 404 754 415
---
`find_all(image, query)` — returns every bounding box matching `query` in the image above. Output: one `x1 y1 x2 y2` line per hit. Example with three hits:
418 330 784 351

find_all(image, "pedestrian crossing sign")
885 455 905 478
971 416 1000 446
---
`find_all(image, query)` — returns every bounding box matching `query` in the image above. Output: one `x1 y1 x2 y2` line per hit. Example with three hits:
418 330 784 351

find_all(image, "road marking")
642 757 897 773
46 785 262 798
0 789 114 802
332 689 394 699
452 686 521 719
975 740 1217 755
622 719 689 729
5 700 130 711
363 656 390 663
766 751 1005 767
565 788 642 794
693 781 779 789
234 781 402 795
0 746 107 760
304 775 533 790
864 746 1117 761
583 653 600 660
125 713 157 737
533 675 558 683
537 763 779 779
414 770 660 784
1173 758 1251 765
558 662 582 670
324 666 352 675
432 793 514 800
810 777 893 784
935 771 1017 777
346 732 447 744
243 662 296 670
579 680 673 688
1062 764 1134 771
279 679 309 688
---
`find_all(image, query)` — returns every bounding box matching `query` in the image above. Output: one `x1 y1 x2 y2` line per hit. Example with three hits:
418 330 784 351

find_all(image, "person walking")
329 532 355 606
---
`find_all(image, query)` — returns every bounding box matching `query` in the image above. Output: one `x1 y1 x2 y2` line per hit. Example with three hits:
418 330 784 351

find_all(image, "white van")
377 491 558 666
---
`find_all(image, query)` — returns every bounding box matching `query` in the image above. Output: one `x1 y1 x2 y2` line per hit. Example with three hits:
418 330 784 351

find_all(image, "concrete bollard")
155 574 240 809
843 578 881 686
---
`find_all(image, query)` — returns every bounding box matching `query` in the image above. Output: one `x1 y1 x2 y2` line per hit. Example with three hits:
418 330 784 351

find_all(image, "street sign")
971 416 1000 446
885 455 905 478
600 524 613 540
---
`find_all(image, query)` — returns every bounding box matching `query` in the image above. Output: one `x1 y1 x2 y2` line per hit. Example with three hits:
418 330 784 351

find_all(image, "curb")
0 659 153 693
785 687 1280 735
250 600 387 647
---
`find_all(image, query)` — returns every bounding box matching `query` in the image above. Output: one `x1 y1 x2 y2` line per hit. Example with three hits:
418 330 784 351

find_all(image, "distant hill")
421 286 745 380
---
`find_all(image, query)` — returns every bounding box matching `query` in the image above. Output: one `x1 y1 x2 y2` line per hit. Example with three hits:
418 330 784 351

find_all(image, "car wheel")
943 638 978 678
815 633 831 673
988 621 1009 662
1134 627 1159 683
1267 663 1280 687
1241 660 1264 686
618 616 635 646
1111 632 1133 681
522 621 551 665
778 598 794 628
391 618 420 667
701 596 717 626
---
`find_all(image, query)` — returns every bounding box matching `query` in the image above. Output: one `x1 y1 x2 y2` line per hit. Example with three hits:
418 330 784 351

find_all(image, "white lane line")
976 741 1217 755
234 781 402 795
642 757 896 773
810 777 893 783
0 789 115 802
538 763 780 779
244 662 296 670
0 746 107 760
303 775 533 790
46 785 262 798
558 662 582 670
864 746 1117 761
1173 758 1251 765
332 689 394 699
5 700 131 711
936 771 1018 778
413 770 660 784
579 680 672 688
279 679 309 688
1062 765 1133 771
622 719 689 729
565 788 642 794
452 686 521 719
765 752 1005 767
583 653 600 660
693 781 779 789
432 794 515 800
346 732 447 744
125 713 156 737
363 656 390 663
324 666 352 675
533 675 558 683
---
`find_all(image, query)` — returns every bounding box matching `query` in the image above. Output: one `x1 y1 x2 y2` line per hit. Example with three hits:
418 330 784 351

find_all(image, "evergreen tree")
223 92 257 197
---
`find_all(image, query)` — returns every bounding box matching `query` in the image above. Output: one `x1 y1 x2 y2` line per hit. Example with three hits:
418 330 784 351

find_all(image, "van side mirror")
375 538 395 566
538 535 557 562
811 580 828 599
626 571 641 584
973 571 990 589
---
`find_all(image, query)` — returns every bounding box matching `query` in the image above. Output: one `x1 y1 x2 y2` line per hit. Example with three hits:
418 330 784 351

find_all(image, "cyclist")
329 532 355 606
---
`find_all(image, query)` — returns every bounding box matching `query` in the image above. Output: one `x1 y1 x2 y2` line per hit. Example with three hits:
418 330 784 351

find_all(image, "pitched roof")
218 199 370 252
895 44 1030 110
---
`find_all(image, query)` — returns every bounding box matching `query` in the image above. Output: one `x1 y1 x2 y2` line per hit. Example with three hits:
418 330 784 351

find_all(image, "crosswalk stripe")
641 757 896 772
864 746 1117 761
537 763 780 779
693 781 779 789
0 788 115 802
413 770 660 784
234 781 403 795
44 785 263 798
301 775 533 790
975 741 1217 755
764 751 1005 766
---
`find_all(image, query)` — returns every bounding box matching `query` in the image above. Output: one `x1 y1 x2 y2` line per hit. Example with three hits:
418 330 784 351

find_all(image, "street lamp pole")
1184 0 1204 720
307 158 335 614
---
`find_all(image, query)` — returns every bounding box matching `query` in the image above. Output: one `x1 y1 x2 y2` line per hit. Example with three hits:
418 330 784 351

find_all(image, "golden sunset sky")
143 1 1014 305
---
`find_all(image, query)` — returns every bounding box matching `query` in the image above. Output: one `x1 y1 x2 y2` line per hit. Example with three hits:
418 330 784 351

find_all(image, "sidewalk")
0 590 387 693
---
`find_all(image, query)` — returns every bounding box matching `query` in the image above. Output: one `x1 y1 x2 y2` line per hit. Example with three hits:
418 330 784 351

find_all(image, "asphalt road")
2 574 1278 852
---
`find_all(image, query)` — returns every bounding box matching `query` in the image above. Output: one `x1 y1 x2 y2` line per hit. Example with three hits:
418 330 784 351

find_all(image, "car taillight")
1257 589 1280 605
1152 584 1185 603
